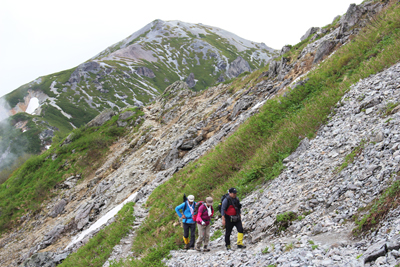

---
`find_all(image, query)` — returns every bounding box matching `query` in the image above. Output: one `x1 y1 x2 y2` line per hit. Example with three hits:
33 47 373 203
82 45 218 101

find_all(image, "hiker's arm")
175 203 184 218
221 198 228 216
196 205 204 223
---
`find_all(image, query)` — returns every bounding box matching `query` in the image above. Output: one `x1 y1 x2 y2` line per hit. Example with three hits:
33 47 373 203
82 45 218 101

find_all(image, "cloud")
0 98 10 122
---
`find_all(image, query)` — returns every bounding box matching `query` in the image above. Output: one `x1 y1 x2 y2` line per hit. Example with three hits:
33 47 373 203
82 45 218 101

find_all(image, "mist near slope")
0 99 31 184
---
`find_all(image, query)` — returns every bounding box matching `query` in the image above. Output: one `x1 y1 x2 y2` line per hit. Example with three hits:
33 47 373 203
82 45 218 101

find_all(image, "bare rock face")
136 67 156 78
48 199 67 218
68 61 100 84
280 45 291 56
313 39 337 64
186 73 195 88
160 81 189 98
227 56 251 78
300 27 319 41
75 202 94 230
87 110 116 127
340 3 364 28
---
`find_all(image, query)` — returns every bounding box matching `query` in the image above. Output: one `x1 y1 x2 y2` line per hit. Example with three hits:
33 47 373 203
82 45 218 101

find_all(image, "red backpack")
192 201 205 221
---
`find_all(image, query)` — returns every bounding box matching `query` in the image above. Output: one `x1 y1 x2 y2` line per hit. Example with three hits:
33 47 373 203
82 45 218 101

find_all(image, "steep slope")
166 60 400 267
0 20 276 175
0 1 399 267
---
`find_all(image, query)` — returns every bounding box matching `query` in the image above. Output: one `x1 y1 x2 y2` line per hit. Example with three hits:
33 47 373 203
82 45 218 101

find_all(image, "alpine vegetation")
2 1 400 267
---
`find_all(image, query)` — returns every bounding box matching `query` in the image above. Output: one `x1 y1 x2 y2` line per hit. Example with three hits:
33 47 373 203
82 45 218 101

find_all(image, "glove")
201 221 205 225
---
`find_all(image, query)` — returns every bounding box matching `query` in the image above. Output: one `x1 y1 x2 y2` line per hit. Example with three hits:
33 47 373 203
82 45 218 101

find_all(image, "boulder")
48 199 67 218
119 111 135 121
160 148 180 170
87 110 116 127
227 56 251 78
280 45 291 56
340 3 364 28
229 96 256 120
387 235 400 251
21 252 55 267
42 224 64 247
75 202 94 230
136 67 156 78
313 40 337 64
186 73 196 88
300 27 320 41
364 240 387 263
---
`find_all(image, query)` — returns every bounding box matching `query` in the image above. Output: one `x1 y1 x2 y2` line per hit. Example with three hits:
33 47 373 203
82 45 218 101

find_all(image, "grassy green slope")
0 108 144 233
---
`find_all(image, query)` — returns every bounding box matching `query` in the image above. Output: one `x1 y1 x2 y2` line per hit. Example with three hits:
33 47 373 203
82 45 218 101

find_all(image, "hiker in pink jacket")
195 197 214 252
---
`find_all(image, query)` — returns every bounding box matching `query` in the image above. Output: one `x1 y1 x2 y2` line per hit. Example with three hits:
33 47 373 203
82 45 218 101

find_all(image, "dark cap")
229 188 237 193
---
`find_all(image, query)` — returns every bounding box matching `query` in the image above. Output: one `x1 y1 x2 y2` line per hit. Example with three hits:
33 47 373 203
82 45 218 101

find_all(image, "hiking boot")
226 245 231 251
237 244 246 249
189 246 195 250
195 246 202 252
184 243 190 250
203 245 210 252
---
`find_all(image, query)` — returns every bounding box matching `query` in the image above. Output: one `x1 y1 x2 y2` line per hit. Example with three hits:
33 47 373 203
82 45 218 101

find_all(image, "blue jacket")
175 201 196 224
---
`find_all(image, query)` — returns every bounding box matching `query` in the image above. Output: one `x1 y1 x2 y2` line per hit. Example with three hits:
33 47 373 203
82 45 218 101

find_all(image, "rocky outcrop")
48 199 67 218
300 27 319 41
186 73 195 88
227 56 251 78
136 67 156 78
21 251 67 267
87 110 116 127
313 39 337 64
68 61 100 84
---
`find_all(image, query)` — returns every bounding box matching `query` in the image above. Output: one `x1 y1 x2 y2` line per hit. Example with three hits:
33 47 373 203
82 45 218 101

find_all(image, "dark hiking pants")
224 215 243 246
183 223 196 248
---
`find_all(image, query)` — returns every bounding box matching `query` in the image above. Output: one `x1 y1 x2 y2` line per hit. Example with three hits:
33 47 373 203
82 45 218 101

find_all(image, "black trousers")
224 215 243 246
183 223 196 248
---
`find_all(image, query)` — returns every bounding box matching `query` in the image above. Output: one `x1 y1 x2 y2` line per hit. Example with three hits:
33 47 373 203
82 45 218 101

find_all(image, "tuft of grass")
353 179 400 235
284 242 294 251
210 229 223 241
275 211 297 231
262 246 269 254
335 139 366 173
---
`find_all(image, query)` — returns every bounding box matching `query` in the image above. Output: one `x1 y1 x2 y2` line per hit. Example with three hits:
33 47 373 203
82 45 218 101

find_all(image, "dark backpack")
218 193 229 214
192 201 205 221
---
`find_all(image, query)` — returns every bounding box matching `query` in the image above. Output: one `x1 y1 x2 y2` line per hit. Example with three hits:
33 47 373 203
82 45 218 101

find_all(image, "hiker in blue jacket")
175 195 196 249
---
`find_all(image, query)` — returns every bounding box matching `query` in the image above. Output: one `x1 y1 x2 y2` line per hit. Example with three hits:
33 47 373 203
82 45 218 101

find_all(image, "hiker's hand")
182 215 186 219
201 221 205 225
222 217 225 226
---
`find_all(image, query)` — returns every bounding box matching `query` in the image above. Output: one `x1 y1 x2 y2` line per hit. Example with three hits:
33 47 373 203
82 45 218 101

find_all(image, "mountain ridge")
1 1 400 266
0 19 277 176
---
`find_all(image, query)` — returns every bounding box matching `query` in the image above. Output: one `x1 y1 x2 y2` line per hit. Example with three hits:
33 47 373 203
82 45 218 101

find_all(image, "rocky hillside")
0 1 399 267
0 20 276 176
166 59 400 267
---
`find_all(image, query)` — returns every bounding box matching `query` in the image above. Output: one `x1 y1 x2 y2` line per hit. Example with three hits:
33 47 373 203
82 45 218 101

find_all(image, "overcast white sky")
0 0 363 98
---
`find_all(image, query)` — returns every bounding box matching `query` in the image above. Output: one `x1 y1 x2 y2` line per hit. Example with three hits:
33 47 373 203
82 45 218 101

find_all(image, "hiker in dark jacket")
221 188 246 250
175 195 196 249
195 197 214 252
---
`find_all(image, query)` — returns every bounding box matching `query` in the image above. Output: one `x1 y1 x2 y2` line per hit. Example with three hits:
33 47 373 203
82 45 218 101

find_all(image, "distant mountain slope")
0 20 277 172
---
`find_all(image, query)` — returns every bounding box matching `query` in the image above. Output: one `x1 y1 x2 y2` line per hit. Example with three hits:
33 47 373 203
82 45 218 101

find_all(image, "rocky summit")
1 1 400 267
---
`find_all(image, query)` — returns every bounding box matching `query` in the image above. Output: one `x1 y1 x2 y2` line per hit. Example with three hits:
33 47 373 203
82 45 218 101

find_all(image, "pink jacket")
196 204 214 226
